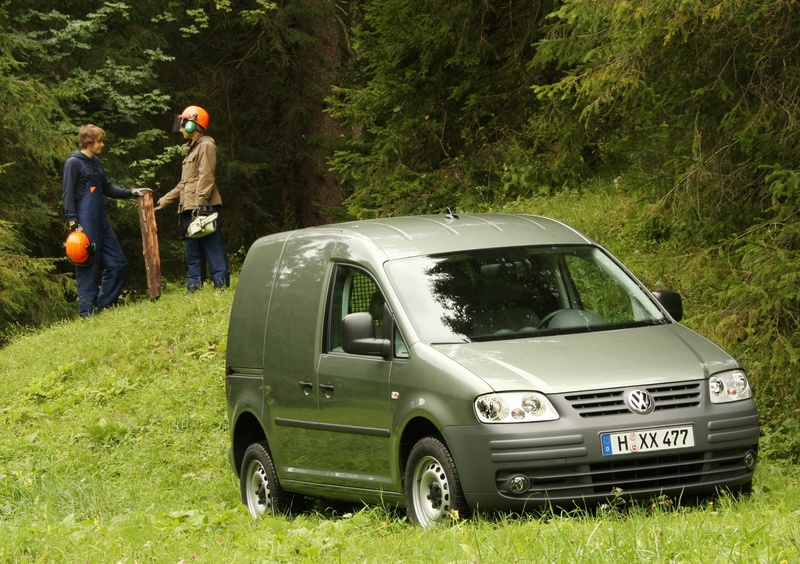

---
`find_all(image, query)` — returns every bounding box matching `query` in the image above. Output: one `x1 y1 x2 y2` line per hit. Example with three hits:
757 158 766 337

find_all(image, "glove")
154 198 164 211
68 221 83 232
131 188 152 197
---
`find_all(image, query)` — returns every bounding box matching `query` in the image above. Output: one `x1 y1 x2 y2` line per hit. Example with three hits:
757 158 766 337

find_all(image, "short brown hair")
78 124 105 149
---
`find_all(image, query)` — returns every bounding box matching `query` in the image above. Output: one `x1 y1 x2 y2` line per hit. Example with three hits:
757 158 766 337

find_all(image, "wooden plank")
137 190 162 299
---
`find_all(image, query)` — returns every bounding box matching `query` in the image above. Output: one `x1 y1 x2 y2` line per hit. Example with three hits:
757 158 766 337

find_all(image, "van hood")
432 324 740 394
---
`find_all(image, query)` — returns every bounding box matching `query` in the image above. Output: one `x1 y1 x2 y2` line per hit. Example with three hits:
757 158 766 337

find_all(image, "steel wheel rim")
412 455 451 526
245 459 270 518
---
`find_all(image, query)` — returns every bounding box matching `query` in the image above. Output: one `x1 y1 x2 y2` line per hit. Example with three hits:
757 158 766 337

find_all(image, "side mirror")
652 290 683 322
341 312 392 358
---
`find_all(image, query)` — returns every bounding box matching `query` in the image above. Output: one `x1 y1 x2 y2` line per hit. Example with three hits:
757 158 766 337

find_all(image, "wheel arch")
398 416 443 485
232 410 267 478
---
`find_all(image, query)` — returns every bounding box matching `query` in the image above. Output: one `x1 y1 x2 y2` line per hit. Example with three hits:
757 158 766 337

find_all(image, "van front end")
442 381 759 512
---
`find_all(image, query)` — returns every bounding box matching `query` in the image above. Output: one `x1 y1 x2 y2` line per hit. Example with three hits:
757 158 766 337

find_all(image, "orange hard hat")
179 105 209 130
64 230 94 266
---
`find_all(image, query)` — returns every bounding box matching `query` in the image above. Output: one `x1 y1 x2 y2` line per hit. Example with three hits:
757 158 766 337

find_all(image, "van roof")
320 213 595 260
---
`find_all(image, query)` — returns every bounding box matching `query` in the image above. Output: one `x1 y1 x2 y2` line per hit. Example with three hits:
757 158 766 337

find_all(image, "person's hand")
131 188 152 197
68 221 83 232
154 198 164 211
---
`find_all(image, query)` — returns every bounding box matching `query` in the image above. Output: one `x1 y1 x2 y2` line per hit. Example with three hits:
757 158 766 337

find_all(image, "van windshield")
384 245 669 344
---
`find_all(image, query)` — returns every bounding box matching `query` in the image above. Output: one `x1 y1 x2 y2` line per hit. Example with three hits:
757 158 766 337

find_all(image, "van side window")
326 265 408 357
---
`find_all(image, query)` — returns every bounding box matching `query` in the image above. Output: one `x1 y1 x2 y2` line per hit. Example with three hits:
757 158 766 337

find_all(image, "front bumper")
442 382 759 511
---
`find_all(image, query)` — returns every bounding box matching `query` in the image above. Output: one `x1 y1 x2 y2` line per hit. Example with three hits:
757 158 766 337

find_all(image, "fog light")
743 450 757 470
508 475 530 494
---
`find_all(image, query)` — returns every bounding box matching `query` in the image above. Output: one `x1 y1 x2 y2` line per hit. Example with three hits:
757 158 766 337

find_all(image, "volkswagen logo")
627 389 655 414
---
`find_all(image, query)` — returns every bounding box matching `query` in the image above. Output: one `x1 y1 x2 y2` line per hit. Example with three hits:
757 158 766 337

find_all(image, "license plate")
601 425 694 456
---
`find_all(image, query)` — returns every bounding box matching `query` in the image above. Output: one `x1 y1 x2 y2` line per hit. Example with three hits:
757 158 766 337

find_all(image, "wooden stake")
137 190 162 299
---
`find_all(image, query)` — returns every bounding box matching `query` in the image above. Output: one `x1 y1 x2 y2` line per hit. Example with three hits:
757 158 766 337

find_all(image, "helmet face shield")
172 115 188 133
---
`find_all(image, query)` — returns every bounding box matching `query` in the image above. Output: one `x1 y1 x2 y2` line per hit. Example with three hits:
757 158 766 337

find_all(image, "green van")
225 213 759 526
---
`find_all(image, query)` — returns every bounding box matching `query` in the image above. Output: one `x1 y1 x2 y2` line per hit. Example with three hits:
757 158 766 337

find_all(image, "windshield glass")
384 245 668 343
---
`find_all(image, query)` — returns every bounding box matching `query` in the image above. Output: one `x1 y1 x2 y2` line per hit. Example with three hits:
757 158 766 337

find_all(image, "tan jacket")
159 135 222 212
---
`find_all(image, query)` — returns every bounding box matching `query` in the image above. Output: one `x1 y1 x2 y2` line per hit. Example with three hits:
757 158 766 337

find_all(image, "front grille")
565 390 626 417
566 382 701 417
588 451 705 492
648 383 701 411
496 448 754 500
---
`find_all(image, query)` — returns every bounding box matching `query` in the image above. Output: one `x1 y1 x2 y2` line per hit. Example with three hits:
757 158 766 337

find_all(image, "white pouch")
186 211 218 238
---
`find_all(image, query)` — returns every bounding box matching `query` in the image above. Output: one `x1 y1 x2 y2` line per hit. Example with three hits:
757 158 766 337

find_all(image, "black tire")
240 441 292 518
403 436 470 527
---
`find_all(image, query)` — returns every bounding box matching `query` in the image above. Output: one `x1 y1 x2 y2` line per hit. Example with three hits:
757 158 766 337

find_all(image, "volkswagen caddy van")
225 213 759 527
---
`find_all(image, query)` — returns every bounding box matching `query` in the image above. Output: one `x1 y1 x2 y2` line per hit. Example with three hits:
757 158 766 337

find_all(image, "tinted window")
384 245 667 343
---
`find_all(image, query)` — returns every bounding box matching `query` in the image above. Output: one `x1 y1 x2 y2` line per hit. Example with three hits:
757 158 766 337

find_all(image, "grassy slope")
1 195 799 562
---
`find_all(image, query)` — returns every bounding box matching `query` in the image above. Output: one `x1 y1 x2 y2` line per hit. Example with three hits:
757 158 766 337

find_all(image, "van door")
262 233 337 481
314 264 398 490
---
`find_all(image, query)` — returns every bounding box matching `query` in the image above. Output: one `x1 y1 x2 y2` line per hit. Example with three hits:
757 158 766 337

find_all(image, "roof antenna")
445 207 459 220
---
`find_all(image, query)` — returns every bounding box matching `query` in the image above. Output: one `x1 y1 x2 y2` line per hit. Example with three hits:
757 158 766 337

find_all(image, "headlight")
709 370 752 403
474 392 559 423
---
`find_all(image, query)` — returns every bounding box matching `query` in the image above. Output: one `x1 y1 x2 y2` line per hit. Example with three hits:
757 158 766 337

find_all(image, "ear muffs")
184 120 196 133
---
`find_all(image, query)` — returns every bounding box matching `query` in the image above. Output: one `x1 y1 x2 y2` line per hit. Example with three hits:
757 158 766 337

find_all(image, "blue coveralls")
62 150 134 317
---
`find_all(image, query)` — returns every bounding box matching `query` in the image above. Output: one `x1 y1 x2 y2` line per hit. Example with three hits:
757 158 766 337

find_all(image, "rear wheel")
404 436 470 527
240 441 292 518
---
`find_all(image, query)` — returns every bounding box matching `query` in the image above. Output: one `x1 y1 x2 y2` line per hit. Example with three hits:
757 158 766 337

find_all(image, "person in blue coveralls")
62 124 149 317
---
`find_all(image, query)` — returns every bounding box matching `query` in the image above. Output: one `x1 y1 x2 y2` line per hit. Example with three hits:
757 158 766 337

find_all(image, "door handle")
298 381 313 396
319 384 334 399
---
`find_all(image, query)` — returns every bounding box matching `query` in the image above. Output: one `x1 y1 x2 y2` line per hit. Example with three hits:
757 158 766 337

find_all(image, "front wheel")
240 441 292 518
404 436 470 527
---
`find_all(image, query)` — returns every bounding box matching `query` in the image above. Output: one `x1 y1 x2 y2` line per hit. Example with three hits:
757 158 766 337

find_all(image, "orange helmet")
64 230 94 267
175 105 209 133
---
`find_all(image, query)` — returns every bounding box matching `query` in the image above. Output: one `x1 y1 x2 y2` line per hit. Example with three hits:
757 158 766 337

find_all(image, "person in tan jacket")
156 105 229 290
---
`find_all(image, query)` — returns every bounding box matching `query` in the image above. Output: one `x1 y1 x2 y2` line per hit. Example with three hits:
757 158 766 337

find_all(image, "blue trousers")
75 226 126 317
181 207 230 290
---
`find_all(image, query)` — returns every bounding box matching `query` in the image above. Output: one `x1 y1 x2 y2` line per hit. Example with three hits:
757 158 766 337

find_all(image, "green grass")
1 197 799 562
